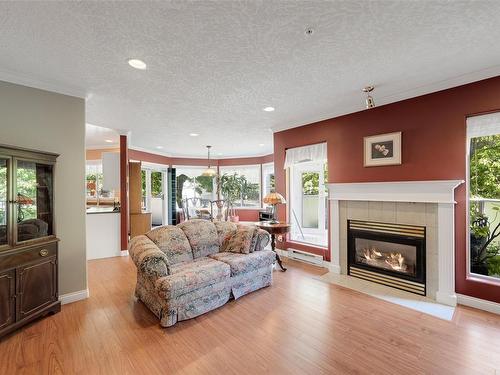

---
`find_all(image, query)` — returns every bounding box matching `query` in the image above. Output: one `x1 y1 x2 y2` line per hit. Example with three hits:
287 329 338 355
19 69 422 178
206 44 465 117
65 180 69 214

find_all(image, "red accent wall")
274 75 500 303
128 149 273 168
119 136 129 251
126 149 274 222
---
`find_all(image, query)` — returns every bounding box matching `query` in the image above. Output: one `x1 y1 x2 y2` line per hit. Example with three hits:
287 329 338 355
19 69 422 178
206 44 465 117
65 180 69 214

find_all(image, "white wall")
0 81 87 295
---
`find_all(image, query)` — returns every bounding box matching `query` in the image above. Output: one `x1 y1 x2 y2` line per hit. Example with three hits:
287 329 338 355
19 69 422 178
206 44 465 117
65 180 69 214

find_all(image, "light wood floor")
1 257 500 374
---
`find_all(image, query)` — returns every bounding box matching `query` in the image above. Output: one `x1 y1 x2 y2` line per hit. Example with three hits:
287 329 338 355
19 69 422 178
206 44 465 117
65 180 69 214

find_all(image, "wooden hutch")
0 144 60 338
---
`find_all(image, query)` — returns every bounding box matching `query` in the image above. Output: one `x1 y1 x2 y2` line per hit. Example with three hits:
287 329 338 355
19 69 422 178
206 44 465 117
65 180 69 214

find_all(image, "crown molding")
0 67 87 98
274 64 500 133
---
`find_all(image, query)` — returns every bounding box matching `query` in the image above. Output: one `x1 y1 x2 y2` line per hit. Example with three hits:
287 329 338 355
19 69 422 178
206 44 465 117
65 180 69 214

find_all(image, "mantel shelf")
327 180 464 204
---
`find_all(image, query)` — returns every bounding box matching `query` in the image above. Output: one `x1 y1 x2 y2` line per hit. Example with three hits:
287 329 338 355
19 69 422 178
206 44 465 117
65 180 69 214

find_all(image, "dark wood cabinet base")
0 240 60 339
0 300 60 339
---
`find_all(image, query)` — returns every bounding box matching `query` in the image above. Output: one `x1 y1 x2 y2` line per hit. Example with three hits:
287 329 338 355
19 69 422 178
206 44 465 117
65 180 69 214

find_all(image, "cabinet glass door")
15 160 54 242
0 158 8 247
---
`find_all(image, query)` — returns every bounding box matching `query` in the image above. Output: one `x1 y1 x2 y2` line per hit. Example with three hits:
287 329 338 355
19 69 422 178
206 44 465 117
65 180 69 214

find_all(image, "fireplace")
347 220 426 295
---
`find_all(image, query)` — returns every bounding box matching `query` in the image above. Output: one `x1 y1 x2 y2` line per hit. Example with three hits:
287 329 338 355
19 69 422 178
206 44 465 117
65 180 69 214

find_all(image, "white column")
330 199 341 274
435 203 457 306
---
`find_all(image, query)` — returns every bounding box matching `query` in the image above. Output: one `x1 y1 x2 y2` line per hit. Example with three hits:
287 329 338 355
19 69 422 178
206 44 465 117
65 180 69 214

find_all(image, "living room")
1 1 500 374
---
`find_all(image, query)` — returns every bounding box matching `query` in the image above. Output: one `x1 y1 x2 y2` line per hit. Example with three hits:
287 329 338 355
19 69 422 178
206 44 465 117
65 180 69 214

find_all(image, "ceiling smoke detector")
305 27 314 36
363 86 375 109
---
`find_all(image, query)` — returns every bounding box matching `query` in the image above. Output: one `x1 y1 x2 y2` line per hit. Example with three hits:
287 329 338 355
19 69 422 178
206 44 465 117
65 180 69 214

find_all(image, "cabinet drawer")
0 242 57 270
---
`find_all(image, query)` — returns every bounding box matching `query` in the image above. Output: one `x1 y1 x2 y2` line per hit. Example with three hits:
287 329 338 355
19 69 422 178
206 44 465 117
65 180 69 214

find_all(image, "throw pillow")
223 225 257 254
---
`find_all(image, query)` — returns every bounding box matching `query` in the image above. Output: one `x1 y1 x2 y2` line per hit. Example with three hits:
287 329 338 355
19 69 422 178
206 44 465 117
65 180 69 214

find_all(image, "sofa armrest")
254 229 270 251
129 235 170 279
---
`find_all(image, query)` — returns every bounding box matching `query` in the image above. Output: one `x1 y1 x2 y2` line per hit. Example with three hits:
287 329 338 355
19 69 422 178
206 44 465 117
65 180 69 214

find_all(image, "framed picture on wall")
364 131 402 167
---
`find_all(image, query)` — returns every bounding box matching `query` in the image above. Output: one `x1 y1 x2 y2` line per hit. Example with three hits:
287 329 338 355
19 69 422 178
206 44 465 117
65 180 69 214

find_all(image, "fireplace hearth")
348 220 426 295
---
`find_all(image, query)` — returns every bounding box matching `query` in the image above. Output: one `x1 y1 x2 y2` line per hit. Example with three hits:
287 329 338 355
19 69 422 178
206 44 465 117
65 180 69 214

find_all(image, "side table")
255 221 291 272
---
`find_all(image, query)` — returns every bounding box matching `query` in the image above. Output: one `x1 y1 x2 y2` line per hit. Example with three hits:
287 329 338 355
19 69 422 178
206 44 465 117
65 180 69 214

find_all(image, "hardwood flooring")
1 256 500 374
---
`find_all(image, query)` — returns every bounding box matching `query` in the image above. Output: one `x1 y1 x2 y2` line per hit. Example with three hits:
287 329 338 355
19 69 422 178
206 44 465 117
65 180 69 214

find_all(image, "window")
174 166 216 209
219 165 261 208
467 113 500 281
85 161 103 198
262 162 275 197
287 143 328 247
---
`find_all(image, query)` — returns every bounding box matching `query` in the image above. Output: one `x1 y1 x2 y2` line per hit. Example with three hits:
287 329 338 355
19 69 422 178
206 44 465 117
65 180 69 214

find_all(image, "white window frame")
262 162 275 201
173 165 217 202
466 113 500 285
85 160 103 198
219 164 262 209
288 160 328 247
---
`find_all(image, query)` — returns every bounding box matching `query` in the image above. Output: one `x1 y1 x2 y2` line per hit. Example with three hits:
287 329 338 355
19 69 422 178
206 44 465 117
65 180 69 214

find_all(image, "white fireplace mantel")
327 180 464 203
327 180 464 307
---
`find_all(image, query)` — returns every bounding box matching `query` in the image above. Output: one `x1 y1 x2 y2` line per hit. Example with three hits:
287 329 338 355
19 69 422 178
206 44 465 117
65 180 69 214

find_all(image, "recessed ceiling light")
127 58 147 70
105 139 113 143
156 146 163 149
217 153 223 156
259 143 265 147
263 106 275 112
189 133 199 137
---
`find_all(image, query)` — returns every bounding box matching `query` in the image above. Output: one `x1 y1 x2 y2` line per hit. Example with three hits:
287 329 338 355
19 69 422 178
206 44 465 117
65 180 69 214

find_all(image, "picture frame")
363 131 402 167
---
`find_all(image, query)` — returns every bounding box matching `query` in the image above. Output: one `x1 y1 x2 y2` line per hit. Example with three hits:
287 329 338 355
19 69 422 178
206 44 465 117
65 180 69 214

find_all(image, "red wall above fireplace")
274 75 500 304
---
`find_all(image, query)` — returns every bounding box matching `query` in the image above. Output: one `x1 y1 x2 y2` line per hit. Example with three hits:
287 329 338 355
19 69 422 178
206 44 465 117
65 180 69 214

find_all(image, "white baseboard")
326 263 341 274
121 250 129 257
457 294 500 315
59 289 89 305
436 291 458 307
276 249 289 257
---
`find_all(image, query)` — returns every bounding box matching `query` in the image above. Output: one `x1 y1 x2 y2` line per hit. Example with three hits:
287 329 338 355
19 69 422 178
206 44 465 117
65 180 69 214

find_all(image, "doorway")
289 161 328 247
141 164 168 227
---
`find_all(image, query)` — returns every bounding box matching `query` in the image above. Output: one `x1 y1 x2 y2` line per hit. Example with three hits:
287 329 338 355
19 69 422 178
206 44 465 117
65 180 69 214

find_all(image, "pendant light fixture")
363 85 375 109
202 145 217 177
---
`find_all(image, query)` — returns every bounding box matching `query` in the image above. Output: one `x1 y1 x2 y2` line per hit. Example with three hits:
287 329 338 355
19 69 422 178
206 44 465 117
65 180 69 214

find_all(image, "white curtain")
467 112 500 138
284 142 327 169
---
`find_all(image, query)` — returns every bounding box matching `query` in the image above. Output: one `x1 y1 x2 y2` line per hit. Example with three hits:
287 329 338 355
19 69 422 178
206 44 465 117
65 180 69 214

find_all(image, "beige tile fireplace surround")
327 180 464 307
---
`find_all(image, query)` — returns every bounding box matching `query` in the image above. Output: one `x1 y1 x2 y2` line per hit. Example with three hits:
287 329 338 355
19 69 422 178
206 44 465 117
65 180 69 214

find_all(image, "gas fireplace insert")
347 220 426 295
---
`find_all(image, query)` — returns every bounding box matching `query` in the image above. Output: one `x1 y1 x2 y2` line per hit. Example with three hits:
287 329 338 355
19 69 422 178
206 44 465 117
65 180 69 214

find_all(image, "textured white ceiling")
85 124 119 149
1 1 500 157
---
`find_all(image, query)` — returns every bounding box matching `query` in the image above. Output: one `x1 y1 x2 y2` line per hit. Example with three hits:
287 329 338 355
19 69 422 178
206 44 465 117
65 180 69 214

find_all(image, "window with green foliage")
468 127 500 279
219 165 261 208
262 163 275 197
86 162 103 198
175 167 216 209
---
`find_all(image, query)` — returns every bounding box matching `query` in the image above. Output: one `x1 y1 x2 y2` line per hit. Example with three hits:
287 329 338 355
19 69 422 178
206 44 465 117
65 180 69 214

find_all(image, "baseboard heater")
288 249 323 266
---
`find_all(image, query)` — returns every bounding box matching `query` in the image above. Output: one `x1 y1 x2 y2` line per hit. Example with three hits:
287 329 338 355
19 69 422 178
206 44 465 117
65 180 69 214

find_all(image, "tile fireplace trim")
327 180 464 307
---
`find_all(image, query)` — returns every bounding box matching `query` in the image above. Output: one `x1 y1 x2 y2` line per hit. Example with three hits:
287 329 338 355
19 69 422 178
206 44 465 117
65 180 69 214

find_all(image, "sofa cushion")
223 225 256 254
213 221 237 247
155 257 230 299
146 225 193 265
209 250 275 276
253 228 271 252
178 219 220 258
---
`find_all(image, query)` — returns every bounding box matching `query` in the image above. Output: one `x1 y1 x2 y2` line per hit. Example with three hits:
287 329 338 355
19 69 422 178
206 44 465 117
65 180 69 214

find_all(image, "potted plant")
219 173 244 222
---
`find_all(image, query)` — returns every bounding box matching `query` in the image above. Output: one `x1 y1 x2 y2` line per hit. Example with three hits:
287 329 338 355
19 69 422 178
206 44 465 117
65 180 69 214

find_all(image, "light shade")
263 192 286 205
201 167 217 177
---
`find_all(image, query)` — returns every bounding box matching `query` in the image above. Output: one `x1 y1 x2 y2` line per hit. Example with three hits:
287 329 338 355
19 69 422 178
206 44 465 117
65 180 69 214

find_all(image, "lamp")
263 192 286 224
363 85 375 109
202 145 217 177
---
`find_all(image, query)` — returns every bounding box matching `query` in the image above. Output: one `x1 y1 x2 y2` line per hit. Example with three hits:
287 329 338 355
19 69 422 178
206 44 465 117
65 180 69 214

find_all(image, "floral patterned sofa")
129 219 273 327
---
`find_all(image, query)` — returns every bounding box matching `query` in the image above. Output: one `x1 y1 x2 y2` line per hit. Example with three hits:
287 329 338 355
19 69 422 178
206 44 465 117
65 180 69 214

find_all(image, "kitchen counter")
86 210 121 260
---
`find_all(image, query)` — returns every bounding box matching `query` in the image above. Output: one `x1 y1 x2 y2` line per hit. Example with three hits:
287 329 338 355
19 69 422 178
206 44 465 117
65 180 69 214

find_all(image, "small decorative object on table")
256 221 291 272
364 131 402 167
262 192 286 224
